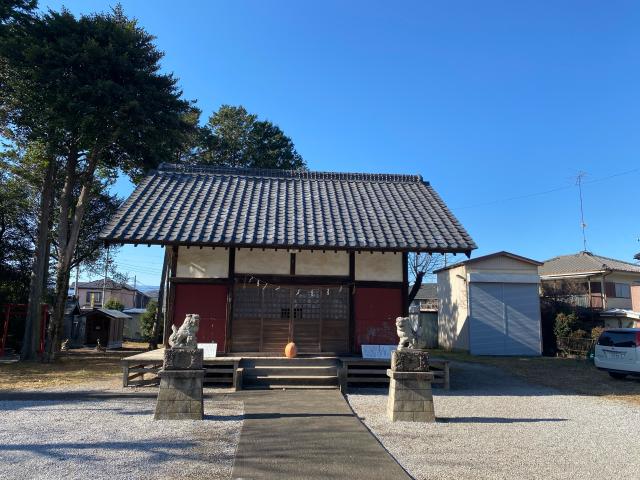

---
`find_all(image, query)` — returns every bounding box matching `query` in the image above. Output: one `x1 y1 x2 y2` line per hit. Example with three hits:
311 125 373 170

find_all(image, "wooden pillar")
163 245 178 348
600 274 607 310
349 251 356 353
290 252 296 276
401 252 409 316
225 247 236 353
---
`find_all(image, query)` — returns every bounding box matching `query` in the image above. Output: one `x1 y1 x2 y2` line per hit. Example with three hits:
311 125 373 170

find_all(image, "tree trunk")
43 152 98 362
148 248 169 350
21 159 56 361
407 271 425 305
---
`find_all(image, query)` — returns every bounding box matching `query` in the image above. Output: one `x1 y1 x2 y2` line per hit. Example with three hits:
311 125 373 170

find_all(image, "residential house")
99 164 476 354
539 251 640 311
72 279 150 310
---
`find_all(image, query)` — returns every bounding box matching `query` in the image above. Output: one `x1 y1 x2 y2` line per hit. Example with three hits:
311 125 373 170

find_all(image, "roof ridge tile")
157 163 423 184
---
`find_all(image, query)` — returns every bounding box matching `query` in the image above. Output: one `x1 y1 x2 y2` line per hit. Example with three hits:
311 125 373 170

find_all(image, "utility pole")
576 172 588 252
74 265 79 300
133 275 137 308
102 246 109 308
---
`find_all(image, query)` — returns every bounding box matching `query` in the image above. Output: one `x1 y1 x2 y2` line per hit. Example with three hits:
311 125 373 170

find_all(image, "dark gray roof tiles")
100 164 477 253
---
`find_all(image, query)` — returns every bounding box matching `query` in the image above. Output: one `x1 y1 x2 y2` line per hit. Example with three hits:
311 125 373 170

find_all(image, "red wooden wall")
173 284 228 350
353 287 402 352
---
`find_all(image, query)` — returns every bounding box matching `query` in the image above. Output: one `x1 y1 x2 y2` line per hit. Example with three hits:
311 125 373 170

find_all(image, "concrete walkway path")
231 389 411 480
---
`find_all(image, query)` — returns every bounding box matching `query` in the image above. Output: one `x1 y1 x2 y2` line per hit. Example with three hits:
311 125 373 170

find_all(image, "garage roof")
100 164 477 253
434 251 542 273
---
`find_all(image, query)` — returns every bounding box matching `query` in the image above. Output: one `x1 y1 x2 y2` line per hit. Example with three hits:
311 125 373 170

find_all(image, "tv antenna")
576 171 588 252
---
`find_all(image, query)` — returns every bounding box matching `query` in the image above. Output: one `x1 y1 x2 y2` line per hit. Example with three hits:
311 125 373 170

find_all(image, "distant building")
71 278 150 310
122 308 148 341
410 284 438 312
539 251 640 311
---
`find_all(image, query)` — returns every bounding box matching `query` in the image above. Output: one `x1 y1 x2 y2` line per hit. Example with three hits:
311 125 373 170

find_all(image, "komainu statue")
395 305 428 350
169 314 200 348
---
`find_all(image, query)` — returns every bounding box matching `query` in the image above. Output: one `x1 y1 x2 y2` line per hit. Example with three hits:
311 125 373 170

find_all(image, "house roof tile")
540 251 640 276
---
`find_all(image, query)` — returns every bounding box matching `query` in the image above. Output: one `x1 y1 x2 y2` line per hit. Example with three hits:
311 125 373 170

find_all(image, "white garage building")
436 251 542 356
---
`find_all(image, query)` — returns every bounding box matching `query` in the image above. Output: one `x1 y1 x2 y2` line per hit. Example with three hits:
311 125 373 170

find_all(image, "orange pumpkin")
285 342 297 358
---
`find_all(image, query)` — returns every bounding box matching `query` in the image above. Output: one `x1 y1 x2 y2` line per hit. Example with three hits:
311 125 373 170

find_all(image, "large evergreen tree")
195 105 305 170
1 4 194 360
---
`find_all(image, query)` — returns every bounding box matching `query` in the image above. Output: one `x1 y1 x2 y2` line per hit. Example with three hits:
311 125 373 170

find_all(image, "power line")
452 167 639 211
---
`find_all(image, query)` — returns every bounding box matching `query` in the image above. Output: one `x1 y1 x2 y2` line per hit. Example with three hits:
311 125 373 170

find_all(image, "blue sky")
42 0 640 287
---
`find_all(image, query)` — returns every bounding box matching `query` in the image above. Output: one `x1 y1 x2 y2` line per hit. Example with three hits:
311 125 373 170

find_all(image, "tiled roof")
100 164 476 253
540 251 640 276
73 279 135 291
91 308 132 319
412 283 438 299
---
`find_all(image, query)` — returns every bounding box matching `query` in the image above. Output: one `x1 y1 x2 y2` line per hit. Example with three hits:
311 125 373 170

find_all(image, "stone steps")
240 358 339 389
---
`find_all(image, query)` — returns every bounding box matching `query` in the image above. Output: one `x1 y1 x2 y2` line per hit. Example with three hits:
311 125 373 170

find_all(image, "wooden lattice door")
232 285 349 354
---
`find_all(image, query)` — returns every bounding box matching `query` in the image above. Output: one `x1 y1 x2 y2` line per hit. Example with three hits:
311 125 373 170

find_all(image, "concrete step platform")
242 384 339 390
244 375 338 387
240 357 339 368
245 365 338 376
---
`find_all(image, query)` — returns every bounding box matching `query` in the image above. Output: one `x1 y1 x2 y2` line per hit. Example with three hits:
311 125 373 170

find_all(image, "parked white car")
594 328 640 379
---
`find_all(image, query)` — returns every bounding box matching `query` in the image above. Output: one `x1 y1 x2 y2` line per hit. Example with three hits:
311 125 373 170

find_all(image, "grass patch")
431 349 640 406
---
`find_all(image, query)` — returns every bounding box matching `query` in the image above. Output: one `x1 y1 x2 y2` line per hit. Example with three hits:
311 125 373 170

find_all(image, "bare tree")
407 253 445 304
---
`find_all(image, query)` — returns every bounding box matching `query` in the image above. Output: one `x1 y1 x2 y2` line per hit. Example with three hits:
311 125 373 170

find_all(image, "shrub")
591 326 605 341
104 298 125 311
569 329 588 339
141 300 160 341
553 312 578 339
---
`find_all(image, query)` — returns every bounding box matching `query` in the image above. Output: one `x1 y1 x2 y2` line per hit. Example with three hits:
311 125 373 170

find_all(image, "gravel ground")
0 389 243 480
347 361 640 480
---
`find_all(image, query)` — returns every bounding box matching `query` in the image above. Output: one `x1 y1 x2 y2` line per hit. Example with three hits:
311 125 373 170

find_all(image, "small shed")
84 308 128 348
436 251 542 356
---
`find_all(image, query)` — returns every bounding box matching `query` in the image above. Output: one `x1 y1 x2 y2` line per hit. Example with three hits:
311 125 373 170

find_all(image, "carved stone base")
154 369 204 420
386 370 435 422
391 349 429 372
163 347 204 370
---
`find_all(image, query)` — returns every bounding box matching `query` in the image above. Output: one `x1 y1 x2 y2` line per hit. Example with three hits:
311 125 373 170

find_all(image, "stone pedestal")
154 348 204 420
386 349 435 422
163 347 204 370
386 370 435 422
391 348 429 372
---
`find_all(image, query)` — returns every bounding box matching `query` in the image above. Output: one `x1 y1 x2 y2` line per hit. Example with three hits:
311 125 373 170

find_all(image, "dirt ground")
431 349 640 406
0 352 127 390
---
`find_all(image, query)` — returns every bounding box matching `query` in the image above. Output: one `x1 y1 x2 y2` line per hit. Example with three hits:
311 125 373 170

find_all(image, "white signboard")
198 343 217 358
361 344 396 360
